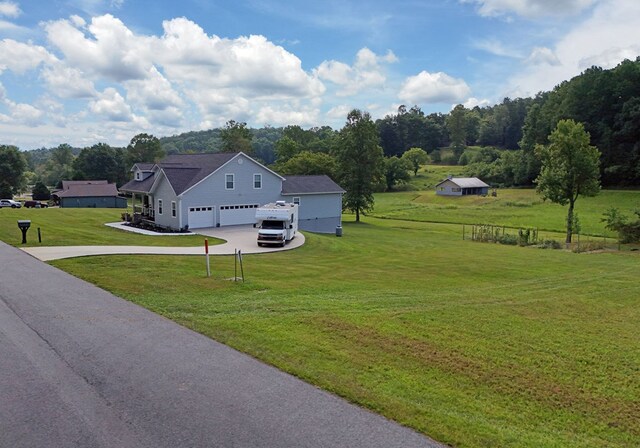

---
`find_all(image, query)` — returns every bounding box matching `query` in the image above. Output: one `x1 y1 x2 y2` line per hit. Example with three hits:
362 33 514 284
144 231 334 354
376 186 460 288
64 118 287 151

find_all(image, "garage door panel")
219 204 259 226
188 206 214 229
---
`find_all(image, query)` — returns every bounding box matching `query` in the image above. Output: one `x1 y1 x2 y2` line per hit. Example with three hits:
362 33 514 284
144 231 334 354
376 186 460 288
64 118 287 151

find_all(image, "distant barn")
435 176 490 196
54 180 127 208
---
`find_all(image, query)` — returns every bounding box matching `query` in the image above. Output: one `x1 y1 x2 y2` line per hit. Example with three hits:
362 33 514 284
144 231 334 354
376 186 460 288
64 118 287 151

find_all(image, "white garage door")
188 206 214 229
219 204 259 226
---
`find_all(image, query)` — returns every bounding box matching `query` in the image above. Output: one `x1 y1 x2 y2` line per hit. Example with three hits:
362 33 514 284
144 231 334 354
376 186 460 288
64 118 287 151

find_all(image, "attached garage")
219 204 259 226
188 206 214 229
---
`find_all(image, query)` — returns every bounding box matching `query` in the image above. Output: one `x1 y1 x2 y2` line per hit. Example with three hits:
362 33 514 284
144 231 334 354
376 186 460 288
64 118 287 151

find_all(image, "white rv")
255 201 299 247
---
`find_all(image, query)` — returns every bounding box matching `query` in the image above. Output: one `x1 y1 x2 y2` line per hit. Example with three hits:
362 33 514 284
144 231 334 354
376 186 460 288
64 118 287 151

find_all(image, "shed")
55 181 127 208
435 177 490 196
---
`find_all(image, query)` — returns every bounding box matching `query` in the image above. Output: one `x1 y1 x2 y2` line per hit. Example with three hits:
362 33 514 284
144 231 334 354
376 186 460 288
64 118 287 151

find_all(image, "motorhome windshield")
261 220 285 229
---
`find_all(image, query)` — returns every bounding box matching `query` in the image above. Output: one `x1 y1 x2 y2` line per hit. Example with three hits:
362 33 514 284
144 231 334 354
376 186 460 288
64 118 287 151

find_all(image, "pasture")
48 196 640 447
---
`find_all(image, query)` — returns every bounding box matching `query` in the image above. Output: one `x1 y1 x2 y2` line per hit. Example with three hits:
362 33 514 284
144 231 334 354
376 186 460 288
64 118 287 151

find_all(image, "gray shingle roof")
61 180 108 190
282 175 345 195
55 183 120 198
436 177 489 188
120 153 239 195
133 163 154 171
121 175 156 193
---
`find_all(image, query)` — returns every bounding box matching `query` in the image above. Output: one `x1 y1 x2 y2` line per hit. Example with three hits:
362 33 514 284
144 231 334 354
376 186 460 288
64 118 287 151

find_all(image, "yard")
48 204 640 447
0 207 211 247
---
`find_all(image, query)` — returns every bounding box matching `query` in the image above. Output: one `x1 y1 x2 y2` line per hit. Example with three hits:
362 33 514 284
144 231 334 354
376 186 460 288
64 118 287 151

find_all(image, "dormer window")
136 172 141 180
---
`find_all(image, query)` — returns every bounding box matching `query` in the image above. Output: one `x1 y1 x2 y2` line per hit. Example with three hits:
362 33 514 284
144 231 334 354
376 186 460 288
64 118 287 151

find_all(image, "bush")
572 240 606 253
32 181 51 200
537 239 562 249
497 234 518 245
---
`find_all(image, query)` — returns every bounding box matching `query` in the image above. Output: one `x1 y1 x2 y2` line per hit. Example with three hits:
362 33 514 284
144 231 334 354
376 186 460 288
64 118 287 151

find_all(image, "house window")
136 172 141 180
158 199 163 215
254 173 262 189
452 187 461 192
225 174 234 190
293 197 300 205
171 201 176 218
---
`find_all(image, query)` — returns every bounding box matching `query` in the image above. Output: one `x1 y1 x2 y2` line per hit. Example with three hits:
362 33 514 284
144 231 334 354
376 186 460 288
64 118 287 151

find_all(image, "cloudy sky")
0 0 639 149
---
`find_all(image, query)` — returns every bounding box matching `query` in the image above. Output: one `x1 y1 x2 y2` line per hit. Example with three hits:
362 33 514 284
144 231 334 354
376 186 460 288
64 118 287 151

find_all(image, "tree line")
3 57 639 199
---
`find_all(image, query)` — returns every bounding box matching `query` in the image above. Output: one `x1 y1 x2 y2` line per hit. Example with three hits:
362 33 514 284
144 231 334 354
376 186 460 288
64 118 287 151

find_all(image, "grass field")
373 187 640 237
0 207 211 247
51 215 640 448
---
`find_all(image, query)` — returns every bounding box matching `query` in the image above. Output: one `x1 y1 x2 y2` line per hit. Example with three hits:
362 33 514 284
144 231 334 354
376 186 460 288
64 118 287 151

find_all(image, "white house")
435 177 490 196
120 152 345 233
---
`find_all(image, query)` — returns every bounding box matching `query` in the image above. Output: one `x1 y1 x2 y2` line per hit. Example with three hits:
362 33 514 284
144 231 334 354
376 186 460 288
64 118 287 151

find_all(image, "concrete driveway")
21 224 305 261
0 241 443 448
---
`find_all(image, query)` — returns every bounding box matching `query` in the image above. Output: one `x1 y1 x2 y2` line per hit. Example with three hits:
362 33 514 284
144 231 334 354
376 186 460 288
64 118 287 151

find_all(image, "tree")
402 147 429 176
535 120 601 245
335 109 384 222
220 120 253 154
0 145 27 196
32 181 51 200
274 135 300 163
42 144 75 186
446 104 467 150
279 151 337 178
125 133 164 167
73 143 127 186
384 156 411 190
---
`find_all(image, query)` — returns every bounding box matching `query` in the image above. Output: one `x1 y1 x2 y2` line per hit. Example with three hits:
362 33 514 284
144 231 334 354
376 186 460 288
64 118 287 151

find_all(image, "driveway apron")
0 241 443 448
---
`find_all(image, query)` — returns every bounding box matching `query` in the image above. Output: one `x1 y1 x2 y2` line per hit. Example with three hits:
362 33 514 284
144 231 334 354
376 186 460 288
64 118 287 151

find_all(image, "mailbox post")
17 220 31 244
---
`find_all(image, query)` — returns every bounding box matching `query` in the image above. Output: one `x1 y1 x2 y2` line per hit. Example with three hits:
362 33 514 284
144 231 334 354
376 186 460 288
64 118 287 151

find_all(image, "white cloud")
524 47 561 65
125 66 182 111
506 0 640 96
0 39 56 74
45 14 153 82
399 71 471 104
463 97 492 108
474 38 522 58
461 0 597 18
326 104 353 120
315 47 396 96
41 63 96 98
255 105 319 127
89 87 134 122
0 1 20 18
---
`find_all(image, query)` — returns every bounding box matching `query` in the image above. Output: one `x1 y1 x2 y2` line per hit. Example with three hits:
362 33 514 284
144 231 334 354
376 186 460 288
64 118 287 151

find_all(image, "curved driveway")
0 241 443 448
21 224 305 261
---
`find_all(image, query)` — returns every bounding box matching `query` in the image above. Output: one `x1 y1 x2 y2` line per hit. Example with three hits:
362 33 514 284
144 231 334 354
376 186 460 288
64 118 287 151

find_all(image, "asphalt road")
0 241 444 448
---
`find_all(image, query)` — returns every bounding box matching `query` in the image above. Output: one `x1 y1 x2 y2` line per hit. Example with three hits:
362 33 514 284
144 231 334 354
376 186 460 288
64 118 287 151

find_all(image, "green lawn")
372 188 640 237
0 207 212 247
51 216 640 448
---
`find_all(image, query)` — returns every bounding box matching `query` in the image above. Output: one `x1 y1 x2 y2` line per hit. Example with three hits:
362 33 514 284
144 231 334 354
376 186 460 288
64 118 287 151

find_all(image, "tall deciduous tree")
125 133 164 167
402 147 428 176
335 110 384 222
220 120 253 154
279 151 337 178
535 119 601 245
0 145 27 196
446 104 467 150
73 143 127 186
384 156 411 190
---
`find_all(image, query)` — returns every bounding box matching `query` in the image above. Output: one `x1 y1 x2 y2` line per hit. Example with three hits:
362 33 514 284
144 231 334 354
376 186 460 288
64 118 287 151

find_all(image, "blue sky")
1 0 639 149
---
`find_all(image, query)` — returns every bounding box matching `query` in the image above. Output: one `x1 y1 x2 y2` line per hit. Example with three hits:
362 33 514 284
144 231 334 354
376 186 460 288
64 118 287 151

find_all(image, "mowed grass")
0 207 211 247
52 216 640 448
373 188 640 236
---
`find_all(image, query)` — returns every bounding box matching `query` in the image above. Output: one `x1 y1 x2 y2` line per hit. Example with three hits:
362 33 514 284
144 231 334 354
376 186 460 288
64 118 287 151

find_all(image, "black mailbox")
17 220 31 244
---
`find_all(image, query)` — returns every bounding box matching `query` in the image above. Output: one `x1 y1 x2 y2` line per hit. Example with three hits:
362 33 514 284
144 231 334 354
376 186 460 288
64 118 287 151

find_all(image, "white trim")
253 173 262 189
171 201 176 218
225 173 235 190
